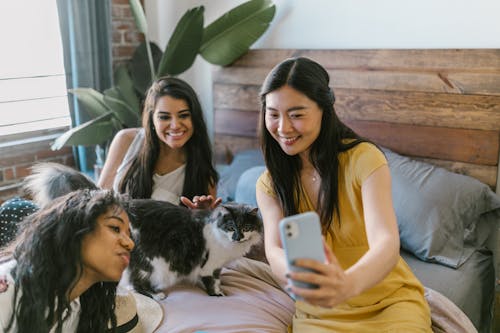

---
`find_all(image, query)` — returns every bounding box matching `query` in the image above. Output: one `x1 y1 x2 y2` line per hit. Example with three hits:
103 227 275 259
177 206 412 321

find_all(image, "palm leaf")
128 0 148 34
130 41 163 96
129 0 155 79
51 113 117 149
157 6 204 76
200 0 275 66
68 88 110 118
114 65 141 113
103 89 141 127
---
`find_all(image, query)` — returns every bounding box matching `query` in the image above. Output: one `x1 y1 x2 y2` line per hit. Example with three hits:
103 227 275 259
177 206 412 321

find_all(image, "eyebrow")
156 109 191 114
105 215 125 224
266 106 307 112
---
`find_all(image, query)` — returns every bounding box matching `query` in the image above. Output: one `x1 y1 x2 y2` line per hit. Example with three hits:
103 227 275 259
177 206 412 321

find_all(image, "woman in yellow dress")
256 57 432 332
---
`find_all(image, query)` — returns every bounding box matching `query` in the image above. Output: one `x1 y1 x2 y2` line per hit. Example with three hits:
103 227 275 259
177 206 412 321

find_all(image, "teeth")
168 132 184 137
280 136 299 144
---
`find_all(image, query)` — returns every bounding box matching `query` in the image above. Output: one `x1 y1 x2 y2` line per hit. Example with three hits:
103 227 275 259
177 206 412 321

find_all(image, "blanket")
156 258 477 333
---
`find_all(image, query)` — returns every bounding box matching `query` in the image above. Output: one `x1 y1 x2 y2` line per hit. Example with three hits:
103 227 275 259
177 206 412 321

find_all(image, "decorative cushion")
217 149 264 202
383 148 500 268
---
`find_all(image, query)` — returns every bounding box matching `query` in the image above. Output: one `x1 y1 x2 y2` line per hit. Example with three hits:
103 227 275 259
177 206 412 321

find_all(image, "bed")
156 49 500 333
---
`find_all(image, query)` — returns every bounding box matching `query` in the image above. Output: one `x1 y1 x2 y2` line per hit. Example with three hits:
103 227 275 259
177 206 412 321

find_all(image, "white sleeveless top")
0 260 81 332
113 129 186 205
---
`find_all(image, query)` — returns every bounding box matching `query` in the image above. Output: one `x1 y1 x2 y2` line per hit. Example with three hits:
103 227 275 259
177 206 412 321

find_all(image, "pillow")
235 166 266 207
217 149 264 202
383 148 500 268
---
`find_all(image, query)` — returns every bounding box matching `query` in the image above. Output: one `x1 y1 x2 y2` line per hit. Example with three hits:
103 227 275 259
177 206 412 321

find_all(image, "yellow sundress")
257 142 432 332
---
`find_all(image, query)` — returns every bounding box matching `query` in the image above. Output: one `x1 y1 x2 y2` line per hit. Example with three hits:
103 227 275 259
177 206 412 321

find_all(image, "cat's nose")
232 231 243 241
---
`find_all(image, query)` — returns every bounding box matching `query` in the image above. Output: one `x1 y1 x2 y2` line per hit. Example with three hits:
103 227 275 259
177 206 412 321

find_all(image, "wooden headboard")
213 49 500 193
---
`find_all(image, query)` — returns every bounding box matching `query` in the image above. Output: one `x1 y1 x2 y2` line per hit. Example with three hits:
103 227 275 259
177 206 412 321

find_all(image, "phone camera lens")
287 232 292 237
286 224 291 229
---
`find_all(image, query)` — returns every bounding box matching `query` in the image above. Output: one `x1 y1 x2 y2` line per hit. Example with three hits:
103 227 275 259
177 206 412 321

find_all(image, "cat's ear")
250 207 259 215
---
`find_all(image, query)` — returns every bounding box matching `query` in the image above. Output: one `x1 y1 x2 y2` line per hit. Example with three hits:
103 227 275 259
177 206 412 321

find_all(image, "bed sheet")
155 257 479 333
401 249 495 333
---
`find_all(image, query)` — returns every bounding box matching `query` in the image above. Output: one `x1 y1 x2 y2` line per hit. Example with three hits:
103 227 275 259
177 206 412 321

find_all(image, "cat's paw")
152 292 167 300
208 290 225 297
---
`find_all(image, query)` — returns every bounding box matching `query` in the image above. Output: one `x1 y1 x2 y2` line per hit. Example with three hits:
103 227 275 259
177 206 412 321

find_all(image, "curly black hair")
3 189 126 333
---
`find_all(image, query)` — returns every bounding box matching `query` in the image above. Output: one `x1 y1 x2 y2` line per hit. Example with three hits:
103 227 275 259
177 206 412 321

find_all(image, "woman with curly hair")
98 76 220 209
0 189 134 332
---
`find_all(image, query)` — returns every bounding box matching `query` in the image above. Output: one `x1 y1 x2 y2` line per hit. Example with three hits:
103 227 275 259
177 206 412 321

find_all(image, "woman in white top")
0 189 134 333
98 76 220 209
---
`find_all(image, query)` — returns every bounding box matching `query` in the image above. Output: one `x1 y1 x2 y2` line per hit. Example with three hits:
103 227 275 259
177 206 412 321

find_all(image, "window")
0 0 70 145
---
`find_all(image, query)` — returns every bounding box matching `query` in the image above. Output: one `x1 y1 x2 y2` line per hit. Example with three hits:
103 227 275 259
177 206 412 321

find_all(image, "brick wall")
111 0 144 68
0 0 142 204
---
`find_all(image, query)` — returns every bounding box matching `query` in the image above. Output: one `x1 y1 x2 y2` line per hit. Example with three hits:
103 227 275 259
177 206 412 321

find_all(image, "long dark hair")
118 76 218 201
259 57 365 232
3 189 125 333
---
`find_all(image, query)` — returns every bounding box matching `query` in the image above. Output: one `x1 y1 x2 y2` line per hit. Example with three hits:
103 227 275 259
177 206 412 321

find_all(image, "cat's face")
211 203 262 242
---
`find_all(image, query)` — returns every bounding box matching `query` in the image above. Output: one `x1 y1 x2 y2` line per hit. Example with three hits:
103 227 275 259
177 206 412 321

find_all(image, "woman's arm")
256 187 288 285
97 128 138 189
344 164 400 295
289 165 400 307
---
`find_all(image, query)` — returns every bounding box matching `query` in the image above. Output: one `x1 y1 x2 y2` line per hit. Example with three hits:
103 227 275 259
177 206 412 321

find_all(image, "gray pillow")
384 148 500 268
235 166 266 207
217 150 265 202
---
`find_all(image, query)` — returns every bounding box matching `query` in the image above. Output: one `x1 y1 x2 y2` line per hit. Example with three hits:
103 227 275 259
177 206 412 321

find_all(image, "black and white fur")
22 162 262 298
122 199 262 298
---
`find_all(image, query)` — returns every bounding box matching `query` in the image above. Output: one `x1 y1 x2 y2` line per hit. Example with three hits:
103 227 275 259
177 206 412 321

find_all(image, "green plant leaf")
130 41 163 96
51 113 117 150
103 88 141 127
68 88 110 118
157 6 204 76
200 0 275 66
129 0 148 34
114 65 141 113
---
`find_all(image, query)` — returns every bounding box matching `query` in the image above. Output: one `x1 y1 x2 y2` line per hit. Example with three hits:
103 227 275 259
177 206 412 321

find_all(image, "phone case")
279 211 326 292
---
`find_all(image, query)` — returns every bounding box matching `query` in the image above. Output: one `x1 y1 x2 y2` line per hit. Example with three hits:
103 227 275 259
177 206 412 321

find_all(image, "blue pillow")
217 150 264 202
235 166 266 207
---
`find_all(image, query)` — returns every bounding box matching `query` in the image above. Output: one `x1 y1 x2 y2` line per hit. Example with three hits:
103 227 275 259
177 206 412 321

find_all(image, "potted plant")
51 0 276 177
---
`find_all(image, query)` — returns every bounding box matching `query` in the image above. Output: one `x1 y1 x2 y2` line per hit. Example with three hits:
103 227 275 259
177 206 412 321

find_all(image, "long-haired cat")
23 162 262 298
123 199 261 298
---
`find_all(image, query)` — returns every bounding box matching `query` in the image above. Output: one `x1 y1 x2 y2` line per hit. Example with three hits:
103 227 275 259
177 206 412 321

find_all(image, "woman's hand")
287 241 354 308
180 195 222 210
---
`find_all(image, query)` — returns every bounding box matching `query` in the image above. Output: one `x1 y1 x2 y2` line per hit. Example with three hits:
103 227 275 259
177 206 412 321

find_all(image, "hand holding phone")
279 211 326 293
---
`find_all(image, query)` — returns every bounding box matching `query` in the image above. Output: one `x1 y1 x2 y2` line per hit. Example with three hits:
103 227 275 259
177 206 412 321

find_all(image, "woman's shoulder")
343 141 385 161
114 128 141 144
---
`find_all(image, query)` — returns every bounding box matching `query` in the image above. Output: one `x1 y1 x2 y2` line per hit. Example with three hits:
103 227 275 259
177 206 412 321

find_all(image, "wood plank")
214 135 497 189
335 88 500 131
215 134 259 161
213 84 259 111
214 67 500 96
343 119 500 165
214 109 260 137
232 49 500 71
214 109 500 166
214 84 500 131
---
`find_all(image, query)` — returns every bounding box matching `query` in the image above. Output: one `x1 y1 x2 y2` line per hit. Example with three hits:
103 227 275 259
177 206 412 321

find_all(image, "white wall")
145 0 500 137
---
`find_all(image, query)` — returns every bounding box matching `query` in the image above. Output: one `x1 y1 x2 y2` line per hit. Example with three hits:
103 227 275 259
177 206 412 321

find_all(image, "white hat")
113 289 164 333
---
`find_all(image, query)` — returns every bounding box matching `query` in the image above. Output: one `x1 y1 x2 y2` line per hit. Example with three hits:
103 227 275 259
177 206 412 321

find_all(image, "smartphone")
279 211 326 293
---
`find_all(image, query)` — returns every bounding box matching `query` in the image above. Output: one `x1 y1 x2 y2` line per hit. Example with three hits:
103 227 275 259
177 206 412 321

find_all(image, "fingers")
180 195 223 210
180 196 197 209
322 238 339 266
287 245 348 308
